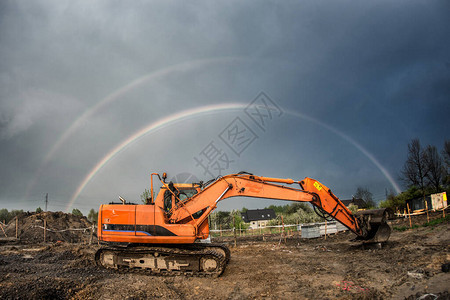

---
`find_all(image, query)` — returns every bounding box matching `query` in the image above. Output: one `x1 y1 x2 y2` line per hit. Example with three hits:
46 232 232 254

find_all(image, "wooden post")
279 216 281 233
281 215 286 243
407 203 412 228
89 225 94 245
233 215 237 247
0 223 7 237
425 200 430 223
442 196 446 218
43 219 47 243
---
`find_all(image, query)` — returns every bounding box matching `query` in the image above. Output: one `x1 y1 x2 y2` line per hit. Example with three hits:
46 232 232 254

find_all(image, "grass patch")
393 225 419 231
393 226 408 232
393 215 449 231
423 215 450 227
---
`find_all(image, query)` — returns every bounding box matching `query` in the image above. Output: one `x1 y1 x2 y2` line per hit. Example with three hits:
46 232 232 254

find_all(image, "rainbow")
67 103 247 210
24 57 245 200
286 111 402 194
67 105 402 211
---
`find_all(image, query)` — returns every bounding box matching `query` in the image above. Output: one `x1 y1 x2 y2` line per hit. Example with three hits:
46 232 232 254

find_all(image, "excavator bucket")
355 208 392 243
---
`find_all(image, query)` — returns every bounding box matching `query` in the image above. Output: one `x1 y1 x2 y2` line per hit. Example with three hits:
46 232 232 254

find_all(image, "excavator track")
190 243 231 263
95 244 228 277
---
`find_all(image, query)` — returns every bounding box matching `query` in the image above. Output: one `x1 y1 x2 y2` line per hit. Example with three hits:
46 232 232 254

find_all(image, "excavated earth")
0 212 449 299
3 211 93 244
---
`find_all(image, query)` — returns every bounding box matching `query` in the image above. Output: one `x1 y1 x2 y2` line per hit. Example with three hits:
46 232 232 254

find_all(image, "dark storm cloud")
0 0 448 212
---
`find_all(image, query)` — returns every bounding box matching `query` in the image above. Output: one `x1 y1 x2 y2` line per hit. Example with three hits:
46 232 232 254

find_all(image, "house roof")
241 209 276 222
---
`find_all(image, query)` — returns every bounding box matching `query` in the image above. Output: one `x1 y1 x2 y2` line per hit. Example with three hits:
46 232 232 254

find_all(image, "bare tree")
442 140 450 186
443 141 450 166
354 187 375 208
424 145 443 192
401 139 428 192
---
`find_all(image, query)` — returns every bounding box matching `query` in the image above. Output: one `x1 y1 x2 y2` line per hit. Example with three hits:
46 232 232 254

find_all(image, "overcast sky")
1 0 449 214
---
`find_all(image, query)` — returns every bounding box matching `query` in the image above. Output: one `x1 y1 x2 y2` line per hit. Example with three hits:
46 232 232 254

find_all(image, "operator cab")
162 183 201 215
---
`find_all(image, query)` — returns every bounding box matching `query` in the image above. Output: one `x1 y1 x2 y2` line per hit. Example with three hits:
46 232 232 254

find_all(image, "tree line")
0 209 24 224
208 202 357 229
209 210 247 230
73 208 98 224
380 139 449 210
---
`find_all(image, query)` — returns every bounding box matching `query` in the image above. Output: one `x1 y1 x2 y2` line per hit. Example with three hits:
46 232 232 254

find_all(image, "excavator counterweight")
96 172 391 276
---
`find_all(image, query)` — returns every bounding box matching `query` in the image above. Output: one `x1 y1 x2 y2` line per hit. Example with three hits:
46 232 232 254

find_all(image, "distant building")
241 209 275 229
341 198 367 209
405 195 432 212
406 192 447 212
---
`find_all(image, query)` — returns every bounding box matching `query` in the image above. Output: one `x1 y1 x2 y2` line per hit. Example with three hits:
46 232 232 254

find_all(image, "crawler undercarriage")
95 243 230 277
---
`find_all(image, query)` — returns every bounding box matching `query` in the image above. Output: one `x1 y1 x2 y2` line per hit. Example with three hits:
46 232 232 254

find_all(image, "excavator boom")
168 174 388 241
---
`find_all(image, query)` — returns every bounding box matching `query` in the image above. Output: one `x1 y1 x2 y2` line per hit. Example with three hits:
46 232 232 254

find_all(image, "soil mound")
4 211 94 243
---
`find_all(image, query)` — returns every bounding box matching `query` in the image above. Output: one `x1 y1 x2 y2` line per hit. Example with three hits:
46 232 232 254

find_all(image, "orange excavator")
96 172 391 277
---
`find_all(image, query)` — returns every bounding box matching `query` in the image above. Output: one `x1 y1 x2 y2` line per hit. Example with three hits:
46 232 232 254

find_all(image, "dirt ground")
0 213 449 300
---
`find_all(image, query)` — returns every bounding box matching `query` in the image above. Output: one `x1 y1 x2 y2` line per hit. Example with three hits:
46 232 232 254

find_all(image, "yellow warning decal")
314 182 322 191
443 192 447 201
